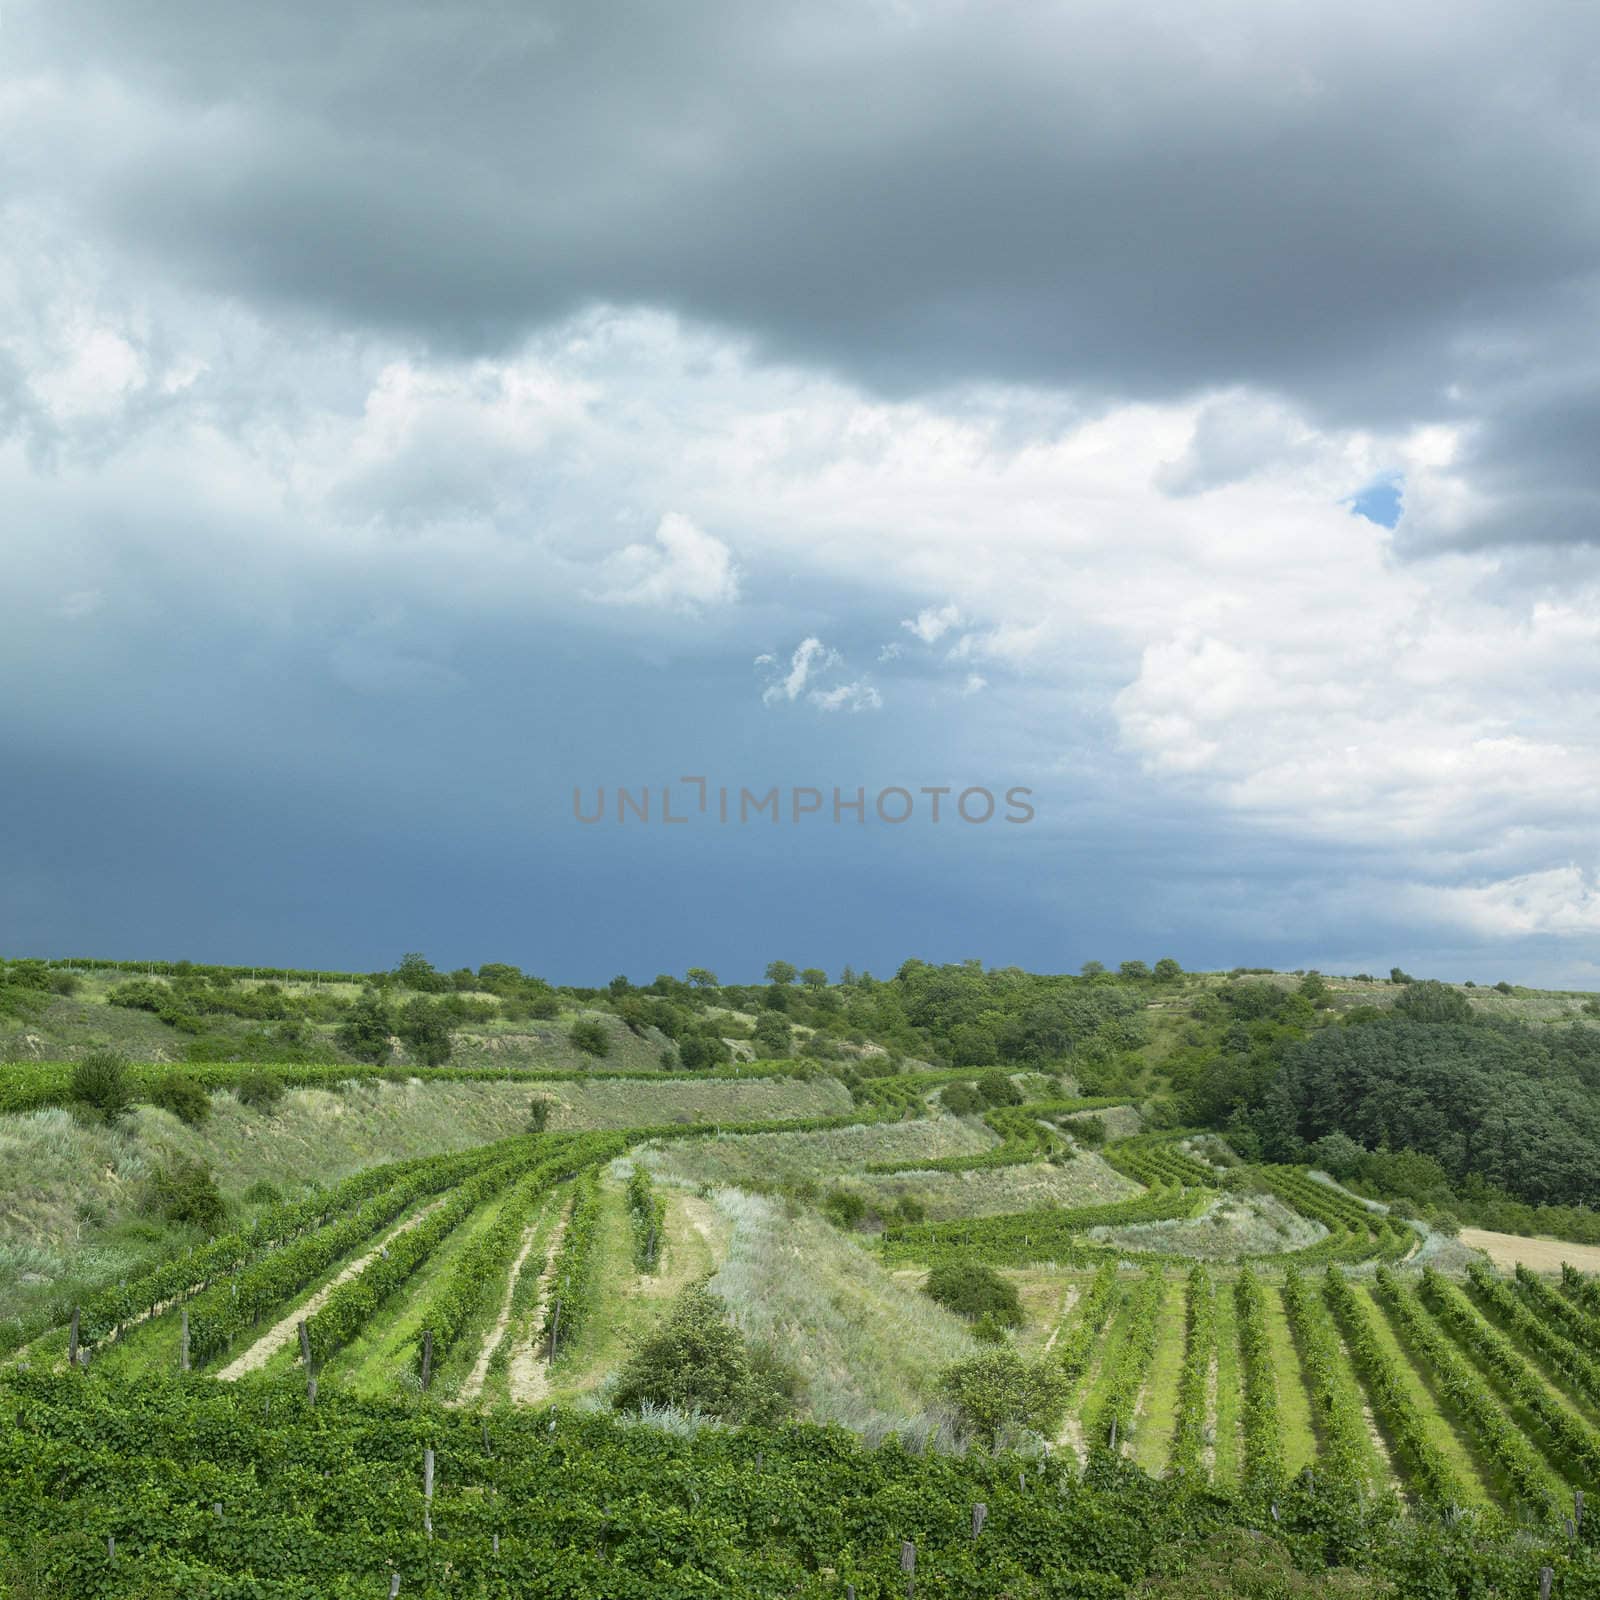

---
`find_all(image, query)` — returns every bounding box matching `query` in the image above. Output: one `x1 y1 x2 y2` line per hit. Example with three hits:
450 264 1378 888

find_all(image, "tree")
151 1073 211 1125
1298 972 1331 1007
800 967 827 991
752 1011 792 1057
611 1284 795 1424
337 990 395 1064
145 1156 227 1229
1389 966 1415 984
1308 1131 1365 1179
608 974 632 997
1392 979 1473 1026
939 1347 1069 1448
764 960 798 987
1081 960 1106 978
685 968 719 989
975 1069 1022 1106
1152 957 1183 982
394 952 444 991
398 997 454 1067
1119 959 1152 981
678 1031 730 1070
527 1097 551 1133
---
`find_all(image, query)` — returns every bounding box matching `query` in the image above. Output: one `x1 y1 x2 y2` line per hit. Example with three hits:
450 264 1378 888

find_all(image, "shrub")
1309 1131 1365 1180
1068 1114 1107 1147
242 1179 283 1205
145 1157 226 1229
150 1073 211 1125
822 1187 867 1230
70 1051 132 1124
678 1031 729 1070
570 1019 610 1057
611 1283 796 1424
941 1082 985 1116
923 1262 1023 1326
527 1096 551 1133
752 1011 792 1057
939 1346 1069 1447
975 1069 1023 1107
234 1071 285 1113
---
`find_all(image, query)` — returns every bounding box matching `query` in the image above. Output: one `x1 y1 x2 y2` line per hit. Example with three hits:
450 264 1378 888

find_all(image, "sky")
3 0 1600 987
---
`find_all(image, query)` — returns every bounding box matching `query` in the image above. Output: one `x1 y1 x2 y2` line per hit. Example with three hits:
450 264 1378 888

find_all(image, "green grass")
1353 1282 1493 1508
1211 1282 1242 1488
1131 1277 1185 1476
1077 1287 1139 1456
1262 1284 1320 1477
323 1191 512 1397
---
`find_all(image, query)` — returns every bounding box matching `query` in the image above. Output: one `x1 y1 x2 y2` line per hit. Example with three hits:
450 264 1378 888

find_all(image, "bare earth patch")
456 1198 550 1404
1459 1228 1600 1274
216 1198 445 1380
506 1207 570 1405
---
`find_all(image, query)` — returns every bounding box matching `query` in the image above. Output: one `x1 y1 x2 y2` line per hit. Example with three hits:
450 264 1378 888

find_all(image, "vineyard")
5 1044 1600 1594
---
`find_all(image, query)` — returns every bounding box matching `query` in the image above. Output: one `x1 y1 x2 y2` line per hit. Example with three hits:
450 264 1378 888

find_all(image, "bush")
242 1179 283 1205
1068 1114 1107 1147
941 1082 985 1116
939 1346 1069 1448
527 1096 551 1133
611 1283 796 1424
234 1071 285 1113
678 1031 730 1071
570 1019 610 1057
752 1011 792 1057
1309 1131 1365 1180
70 1051 132 1124
923 1262 1023 1327
975 1070 1023 1107
822 1187 867 1230
145 1157 226 1229
150 1073 211 1125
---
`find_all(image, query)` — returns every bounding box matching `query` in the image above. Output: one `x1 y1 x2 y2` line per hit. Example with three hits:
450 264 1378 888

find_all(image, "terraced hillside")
4 956 1600 1595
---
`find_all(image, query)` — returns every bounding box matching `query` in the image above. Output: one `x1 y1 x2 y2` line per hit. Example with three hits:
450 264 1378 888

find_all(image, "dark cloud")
12 0 1599 420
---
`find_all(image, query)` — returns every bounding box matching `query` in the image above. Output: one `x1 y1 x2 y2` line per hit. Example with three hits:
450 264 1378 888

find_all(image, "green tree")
337 990 395 1064
1392 979 1473 1025
678 1031 730 1070
398 996 454 1066
1119 959 1152 981
800 967 827 990
764 960 798 987
1309 1130 1365 1179
685 967 719 989
145 1157 226 1229
1153 957 1183 982
151 1073 211 1125
612 1283 796 1423
394 952 442 990
752 1011 792 1057
1081 960 1106 978
939 1347 1069 1448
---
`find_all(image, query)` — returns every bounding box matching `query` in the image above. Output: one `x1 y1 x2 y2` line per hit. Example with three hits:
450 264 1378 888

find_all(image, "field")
5 961 1600 1595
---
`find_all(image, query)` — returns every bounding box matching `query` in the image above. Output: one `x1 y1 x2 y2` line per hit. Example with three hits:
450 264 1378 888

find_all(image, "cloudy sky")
4 0 1600 985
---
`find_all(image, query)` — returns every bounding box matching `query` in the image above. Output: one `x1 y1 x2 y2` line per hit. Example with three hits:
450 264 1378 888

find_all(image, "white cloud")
902 602 961 644
761 636 837 705
811 680 883 713
1404 866 1600 938
594 512 739 610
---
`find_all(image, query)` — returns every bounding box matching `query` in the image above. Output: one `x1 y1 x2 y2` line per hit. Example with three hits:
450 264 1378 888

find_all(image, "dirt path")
1460 1228 1600 1273
506 1205 571 1406
1042 1284 1081 1354
456 1199 549 1405
215 1200 444 1381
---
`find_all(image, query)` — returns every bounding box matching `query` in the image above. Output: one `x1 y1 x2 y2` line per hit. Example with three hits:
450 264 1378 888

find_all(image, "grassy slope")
1261 1285 1320 1477
1210 1284 1242 1488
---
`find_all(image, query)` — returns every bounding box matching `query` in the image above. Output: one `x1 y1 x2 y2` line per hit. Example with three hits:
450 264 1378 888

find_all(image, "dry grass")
707 1188 977 1445
1457 1228 1600 1273
1089 1193 1322 1260
638 1116 991 1187
544 1075 851 1132
847 1153 1137 1221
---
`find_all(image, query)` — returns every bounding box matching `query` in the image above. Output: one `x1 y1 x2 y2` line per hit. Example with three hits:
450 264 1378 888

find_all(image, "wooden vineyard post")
421 1328 433 1391
107 1535 115 1559
900 1539 916 1599
389 1575 401 1598
547 1300 561 1364
68 1307 80 1369
423 1447 435 1539
971 1502 987 1539
180 1307 190 1372
1540 1568 1553 1600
